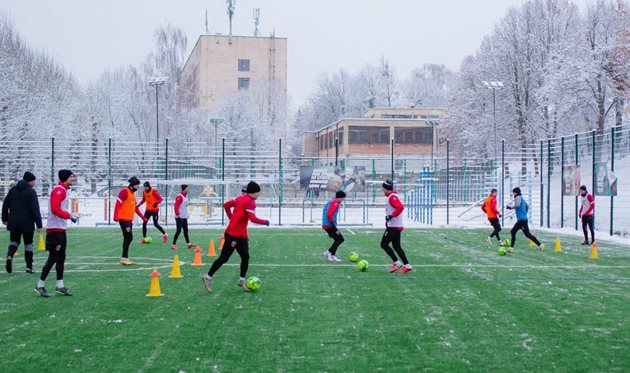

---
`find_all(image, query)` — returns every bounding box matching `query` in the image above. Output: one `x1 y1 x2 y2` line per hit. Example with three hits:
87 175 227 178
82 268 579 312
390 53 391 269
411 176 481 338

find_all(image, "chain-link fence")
1 125 628 238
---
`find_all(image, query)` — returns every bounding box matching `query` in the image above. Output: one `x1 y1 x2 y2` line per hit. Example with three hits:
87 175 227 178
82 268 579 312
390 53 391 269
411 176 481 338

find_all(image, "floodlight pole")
482 81 503 160
149 77 167 144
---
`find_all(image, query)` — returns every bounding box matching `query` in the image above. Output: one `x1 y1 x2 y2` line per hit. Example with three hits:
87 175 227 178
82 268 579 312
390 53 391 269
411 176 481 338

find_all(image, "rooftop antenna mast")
253 8 260 37
205 9 210 35
227 0 235 43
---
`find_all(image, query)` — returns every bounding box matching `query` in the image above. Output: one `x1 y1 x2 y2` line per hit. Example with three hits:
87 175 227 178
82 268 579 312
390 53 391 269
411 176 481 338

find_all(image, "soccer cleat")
171 244 179 251
389 262 401 273
329 255 342 263
486 236 493 245
55 287 73 296
580 241 589 246
186 243 197 249
506 248 514 253
401 265 413 274
34 287 50 298
539 244 545 253
237 280 250 292
163 234 169 244
120 258 135 266
5 256 12 274
25 268 34 274
201 275 212 292
323 251 332 261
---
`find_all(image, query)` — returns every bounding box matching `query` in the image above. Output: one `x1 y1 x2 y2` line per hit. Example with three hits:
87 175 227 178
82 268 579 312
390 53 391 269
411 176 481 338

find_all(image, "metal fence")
1 125 628 238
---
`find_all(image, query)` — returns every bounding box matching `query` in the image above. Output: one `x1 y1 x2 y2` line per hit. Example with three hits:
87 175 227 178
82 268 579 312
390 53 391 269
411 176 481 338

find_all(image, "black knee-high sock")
6 244 18 259
25 251 33 270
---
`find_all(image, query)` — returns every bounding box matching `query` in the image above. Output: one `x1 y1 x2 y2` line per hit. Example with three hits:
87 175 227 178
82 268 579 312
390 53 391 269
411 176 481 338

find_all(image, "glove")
498 213 502 218
70 217 78 223
506 206 512 210
578 214 582 219
264 220 270 227
153 203 158 208
385 215 393 221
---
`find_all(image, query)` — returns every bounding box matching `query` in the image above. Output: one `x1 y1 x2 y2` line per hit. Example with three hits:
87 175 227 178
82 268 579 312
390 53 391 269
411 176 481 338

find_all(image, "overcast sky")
1 0 593 108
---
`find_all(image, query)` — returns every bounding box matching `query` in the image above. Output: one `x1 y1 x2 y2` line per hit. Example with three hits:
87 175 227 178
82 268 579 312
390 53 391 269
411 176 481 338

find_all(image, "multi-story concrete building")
181 34 287 114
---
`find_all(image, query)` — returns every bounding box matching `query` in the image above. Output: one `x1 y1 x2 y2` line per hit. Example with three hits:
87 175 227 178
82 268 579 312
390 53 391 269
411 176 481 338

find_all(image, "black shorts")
325 227 342 239
144 211 159 220
9 229 35 246
45 231 67 253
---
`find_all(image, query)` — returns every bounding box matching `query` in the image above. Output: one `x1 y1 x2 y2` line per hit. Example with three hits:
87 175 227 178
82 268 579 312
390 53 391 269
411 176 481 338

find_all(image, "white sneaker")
330 255 342 263
323 251 332 261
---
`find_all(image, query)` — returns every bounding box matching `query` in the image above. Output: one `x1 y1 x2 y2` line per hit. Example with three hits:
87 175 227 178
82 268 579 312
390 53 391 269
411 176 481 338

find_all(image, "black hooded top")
2 180 43 232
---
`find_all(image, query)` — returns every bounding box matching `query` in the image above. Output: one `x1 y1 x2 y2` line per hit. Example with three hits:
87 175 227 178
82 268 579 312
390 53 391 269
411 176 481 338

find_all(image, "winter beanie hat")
58 169 73 182
382 180 394 191
23 172 36 182
246 181 261 194
335 190 346 198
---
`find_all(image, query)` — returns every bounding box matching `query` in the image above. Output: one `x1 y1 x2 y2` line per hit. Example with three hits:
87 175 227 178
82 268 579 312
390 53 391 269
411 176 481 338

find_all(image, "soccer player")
578 185 595 245
202 181 270 292
113 176 147 265
505 187 544 253
322 190 346 263
35 169 79 297
380 180 412 273
172 184 196 250
2 172 42 274
138 181 167 244
481 188 501 245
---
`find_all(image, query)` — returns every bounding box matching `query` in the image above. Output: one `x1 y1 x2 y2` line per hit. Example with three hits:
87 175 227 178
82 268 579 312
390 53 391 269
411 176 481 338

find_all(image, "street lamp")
149 76 168 144
208 117 224 166
481 81 503 159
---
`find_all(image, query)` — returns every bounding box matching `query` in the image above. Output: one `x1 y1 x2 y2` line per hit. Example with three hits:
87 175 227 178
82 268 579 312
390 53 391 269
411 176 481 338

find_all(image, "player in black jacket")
2 172 43 273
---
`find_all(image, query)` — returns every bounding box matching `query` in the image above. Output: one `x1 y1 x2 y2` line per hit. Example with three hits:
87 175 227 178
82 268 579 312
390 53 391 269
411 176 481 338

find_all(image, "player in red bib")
202 181 269 292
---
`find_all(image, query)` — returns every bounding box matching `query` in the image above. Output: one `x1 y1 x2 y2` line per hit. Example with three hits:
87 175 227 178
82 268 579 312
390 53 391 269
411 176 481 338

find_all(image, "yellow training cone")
38 233 45 251
169 255 183 279
207 239 216 257
219 235 225 251
554 237 561 252
146 269 164 297
589 242 599 259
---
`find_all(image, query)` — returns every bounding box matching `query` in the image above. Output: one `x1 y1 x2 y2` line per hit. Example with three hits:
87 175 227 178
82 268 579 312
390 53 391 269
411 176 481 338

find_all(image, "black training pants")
380 228 409 264
207 233 250 278
510 220 540 247
40 231 67 281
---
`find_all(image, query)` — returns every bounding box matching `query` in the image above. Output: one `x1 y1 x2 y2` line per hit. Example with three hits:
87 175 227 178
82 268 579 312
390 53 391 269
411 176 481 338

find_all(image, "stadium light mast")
481 81 503 159
149 77 168 144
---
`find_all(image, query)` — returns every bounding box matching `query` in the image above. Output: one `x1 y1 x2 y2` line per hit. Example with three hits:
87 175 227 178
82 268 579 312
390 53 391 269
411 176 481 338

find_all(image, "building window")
394 127 433 145
238 59 250 72
238 78 250 90
348 126 389 144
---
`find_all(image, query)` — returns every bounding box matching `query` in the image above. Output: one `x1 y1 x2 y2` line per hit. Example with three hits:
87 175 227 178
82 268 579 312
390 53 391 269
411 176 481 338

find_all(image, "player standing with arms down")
380 180 412 273
35 169 79 297
578 185 595 245
482 188 502 245
322 190 346 263
172 184 196 250
2 172 42 274
505 187 544 253
202 181 269 292
138 181 168 244
113 176 147 265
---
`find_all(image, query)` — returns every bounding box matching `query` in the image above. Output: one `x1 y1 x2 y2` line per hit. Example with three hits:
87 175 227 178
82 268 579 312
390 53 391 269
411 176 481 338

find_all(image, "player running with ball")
202 181 270 292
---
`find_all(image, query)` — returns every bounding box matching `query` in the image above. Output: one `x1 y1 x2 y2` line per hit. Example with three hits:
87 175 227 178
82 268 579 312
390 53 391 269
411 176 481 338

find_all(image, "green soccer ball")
144 236 153 244
498 247 507 256
246 276 262 291
348 252 359 262
501 239 510 247
357 260 369 272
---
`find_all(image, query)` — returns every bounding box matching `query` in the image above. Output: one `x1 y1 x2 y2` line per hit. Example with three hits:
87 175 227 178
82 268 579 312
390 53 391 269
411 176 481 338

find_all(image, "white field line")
346 229 356 235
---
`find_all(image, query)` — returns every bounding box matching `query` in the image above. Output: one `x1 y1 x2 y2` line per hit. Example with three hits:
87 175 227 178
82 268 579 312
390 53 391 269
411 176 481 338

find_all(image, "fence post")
107 138 112 225
164 138 169 226
221 138 225 226
446 139 450 225
334 137 338 167
279 138 283 226
501 139 505 227
390 138 394 183
403 159 407 203
561 136 565 228
540 140 544 227
547 139 551 228
371 158 376 203
610 126 615 236
575 133 579 231
50 137 55 191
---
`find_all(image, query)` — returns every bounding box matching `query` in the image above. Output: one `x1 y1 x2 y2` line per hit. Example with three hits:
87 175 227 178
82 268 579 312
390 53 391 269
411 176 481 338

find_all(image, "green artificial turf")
1 227 629 372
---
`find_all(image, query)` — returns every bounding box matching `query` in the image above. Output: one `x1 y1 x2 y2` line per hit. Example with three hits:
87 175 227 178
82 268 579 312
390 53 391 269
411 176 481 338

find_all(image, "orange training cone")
207 239 216 257
554 237 561 252
192 246 203 266
169 255 183 278
38 233 45 251
219 235 225 251
589 242 599 259
146 269 164 297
